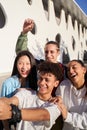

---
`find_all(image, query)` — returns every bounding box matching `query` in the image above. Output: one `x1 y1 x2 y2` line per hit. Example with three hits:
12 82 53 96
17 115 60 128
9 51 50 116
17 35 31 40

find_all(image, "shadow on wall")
83 40 87 63
62 49 70 64
84 50 87 63
0 3 6 28
55 33 70 64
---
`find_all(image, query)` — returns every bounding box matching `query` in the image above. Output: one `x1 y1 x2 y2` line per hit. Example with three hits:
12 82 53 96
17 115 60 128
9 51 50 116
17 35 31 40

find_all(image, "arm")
0 94 50 121
15 18 34 55
21 108 50 121
0 99 60 130
15 33 28 55
0 101 52 122
58 102 87 129
9 103 60 129
64 112 87 129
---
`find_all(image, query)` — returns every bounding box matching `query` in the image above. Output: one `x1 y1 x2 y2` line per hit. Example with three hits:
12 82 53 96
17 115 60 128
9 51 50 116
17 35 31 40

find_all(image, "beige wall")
0 73 10 96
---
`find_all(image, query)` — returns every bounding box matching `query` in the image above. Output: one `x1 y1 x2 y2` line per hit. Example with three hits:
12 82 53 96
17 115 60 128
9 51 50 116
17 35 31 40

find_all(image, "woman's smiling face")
67 60 86 88
17 55 31 78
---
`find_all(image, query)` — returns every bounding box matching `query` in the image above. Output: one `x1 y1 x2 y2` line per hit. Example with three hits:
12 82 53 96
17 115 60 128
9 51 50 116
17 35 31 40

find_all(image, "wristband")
9 104 22 123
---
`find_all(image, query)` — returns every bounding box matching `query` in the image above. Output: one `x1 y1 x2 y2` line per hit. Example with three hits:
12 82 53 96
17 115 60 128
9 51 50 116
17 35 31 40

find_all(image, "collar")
72 85 86 98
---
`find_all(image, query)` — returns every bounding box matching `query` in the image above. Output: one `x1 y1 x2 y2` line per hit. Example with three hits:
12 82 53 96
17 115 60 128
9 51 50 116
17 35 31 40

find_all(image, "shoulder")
14 89 37 106
3 75 18 83
55 79 72 96
15 89 36 97
58 79 73 91
2 75 19 87
59 79 71 86
56 79 71 91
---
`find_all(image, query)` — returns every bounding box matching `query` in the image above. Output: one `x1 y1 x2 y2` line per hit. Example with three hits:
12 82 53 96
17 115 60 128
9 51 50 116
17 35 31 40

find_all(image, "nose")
46 52 51 58
22 63 27 69
68 67 74 74
39 79 45 85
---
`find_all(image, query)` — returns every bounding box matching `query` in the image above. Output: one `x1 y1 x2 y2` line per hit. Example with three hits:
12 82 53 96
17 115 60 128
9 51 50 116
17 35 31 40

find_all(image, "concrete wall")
0 0 87 76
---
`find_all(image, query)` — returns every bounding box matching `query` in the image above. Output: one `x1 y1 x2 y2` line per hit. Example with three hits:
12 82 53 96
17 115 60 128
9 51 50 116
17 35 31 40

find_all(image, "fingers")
24 19 34 29
49 96 63 104
0 101 12 120
22 18 34 34
58 102 68 119
24 18 34 23
58 102 65 111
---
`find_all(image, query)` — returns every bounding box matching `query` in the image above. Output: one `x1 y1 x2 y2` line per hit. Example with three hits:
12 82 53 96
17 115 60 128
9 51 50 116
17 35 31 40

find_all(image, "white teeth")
40 86 47 89
71 74 76 78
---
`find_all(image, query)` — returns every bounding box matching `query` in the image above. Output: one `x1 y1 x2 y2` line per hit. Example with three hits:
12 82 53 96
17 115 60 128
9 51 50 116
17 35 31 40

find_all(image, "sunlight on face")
67 61 86 88
44 44 60 63
37 72 59 96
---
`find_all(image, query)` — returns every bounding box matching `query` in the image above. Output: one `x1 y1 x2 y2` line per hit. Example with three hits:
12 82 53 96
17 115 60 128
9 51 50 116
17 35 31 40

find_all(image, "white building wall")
0 0 87 75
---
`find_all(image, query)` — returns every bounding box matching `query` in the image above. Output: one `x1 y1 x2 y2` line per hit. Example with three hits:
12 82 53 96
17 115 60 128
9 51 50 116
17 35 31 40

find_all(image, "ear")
57 50 60 55
54 80 59 88
83 67 87 74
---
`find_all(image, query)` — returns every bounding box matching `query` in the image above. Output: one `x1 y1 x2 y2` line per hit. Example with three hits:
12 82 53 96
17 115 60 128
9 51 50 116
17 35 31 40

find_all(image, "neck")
73 79 85 90
37 93 52 101
19 78 27 87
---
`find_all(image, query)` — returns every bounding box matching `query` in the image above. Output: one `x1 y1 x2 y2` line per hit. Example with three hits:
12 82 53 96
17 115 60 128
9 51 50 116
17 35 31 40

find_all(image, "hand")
49 96 63 104
57 102 68 120
0 100 12 120
22 18 34 34
50 96 68 119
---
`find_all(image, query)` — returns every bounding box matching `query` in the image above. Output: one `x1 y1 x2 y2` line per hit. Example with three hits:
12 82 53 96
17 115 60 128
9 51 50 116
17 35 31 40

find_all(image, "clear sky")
75 0 87 15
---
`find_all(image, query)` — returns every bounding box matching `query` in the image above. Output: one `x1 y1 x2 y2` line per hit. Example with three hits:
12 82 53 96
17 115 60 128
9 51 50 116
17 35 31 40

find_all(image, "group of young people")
0 18 87 130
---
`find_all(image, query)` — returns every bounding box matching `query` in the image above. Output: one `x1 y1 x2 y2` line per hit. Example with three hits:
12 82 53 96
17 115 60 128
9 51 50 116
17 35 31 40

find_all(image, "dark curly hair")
37 61 63 82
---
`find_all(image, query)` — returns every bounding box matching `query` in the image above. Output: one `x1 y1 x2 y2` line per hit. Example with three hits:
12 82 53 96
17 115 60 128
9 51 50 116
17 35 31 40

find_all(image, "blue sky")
75 0 87 15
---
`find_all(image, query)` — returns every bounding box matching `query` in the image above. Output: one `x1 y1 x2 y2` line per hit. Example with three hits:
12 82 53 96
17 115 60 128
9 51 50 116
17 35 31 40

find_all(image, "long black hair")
11 50 38 90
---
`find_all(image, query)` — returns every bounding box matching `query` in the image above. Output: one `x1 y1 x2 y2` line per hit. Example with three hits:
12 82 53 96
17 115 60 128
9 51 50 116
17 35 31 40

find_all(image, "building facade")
0 0 87 75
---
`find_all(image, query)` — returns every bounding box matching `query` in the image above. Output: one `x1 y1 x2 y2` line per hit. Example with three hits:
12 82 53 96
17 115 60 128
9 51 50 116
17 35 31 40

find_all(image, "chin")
22 75 28 78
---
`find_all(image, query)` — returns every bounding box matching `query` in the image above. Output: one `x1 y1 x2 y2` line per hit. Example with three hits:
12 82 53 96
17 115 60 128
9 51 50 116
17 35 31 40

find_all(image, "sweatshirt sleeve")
41 102 61 128
15 33 28 55
64 112 87 129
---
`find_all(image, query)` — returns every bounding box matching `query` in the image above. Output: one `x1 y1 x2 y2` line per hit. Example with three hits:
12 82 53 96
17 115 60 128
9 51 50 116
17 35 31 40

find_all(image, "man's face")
37 72 59 98
44 44 60 63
